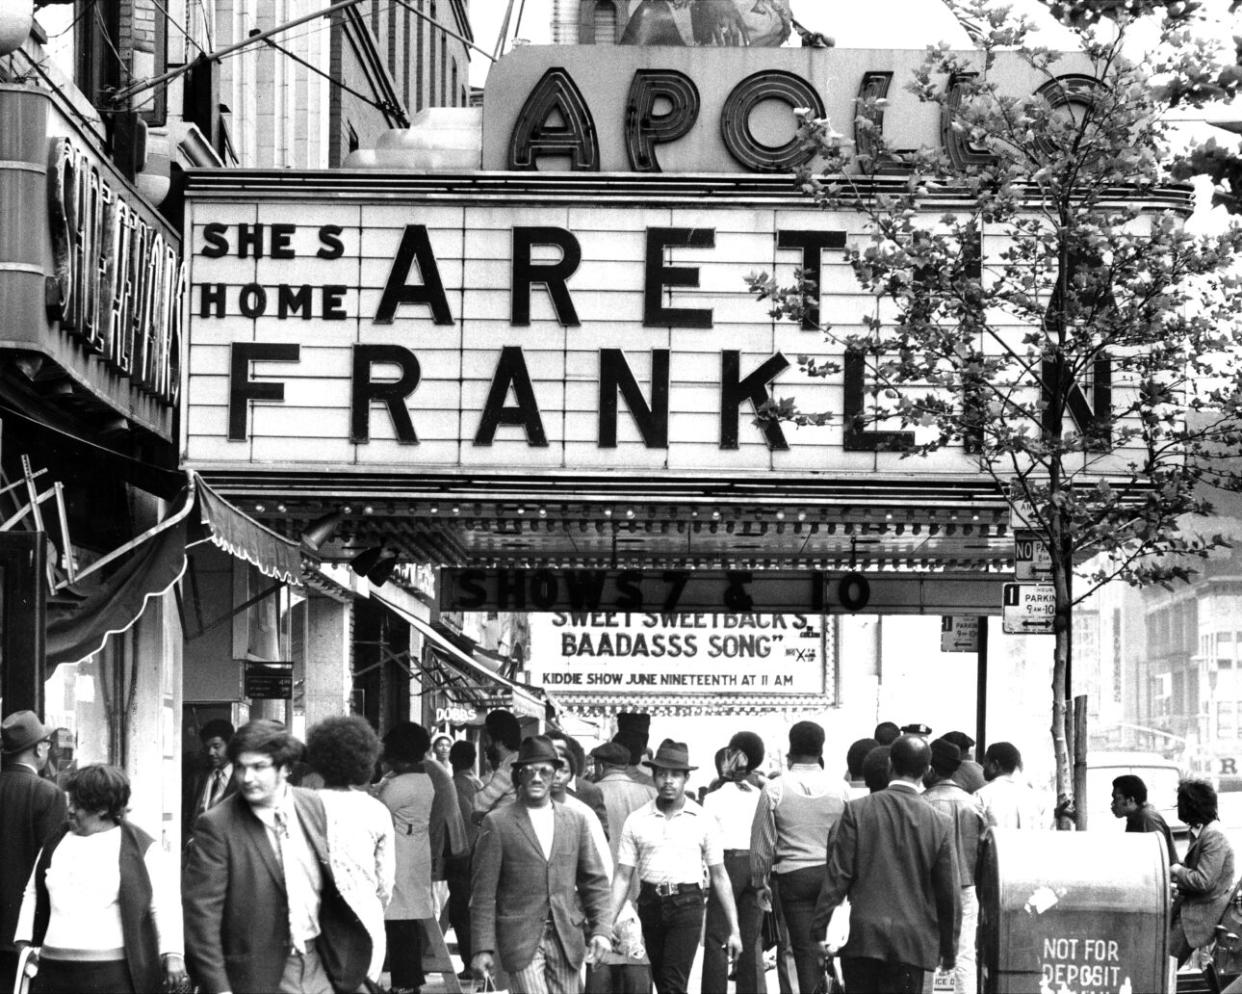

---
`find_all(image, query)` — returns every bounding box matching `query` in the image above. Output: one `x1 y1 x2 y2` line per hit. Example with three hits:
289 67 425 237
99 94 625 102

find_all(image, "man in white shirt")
975 742 1049 830
609 739 742 994
701 731 766 994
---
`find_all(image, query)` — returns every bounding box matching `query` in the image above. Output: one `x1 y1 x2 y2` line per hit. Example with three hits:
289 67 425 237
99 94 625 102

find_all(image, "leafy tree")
749 0 1242 826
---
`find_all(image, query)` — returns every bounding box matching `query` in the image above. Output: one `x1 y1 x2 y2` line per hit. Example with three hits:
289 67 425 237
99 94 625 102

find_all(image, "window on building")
428 3 437 107
595 1 618 45
416 2 425 111
440 35 447 105
451 58 458 106
404 12 412 112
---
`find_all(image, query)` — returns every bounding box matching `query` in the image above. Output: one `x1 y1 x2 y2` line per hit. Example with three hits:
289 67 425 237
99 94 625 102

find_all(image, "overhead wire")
194 0 215 50
149 0 210 58
93 4 138 86
391 0 496 63
260 32 409 125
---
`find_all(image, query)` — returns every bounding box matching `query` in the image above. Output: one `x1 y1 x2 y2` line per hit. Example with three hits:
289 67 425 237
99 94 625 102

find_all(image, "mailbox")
978 828 1170 993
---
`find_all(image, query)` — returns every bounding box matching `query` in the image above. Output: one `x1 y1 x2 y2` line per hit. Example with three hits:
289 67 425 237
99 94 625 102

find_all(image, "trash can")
977 828 1170 993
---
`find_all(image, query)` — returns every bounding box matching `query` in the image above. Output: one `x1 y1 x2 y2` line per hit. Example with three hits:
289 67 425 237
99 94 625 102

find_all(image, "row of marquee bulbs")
288 504 1002 532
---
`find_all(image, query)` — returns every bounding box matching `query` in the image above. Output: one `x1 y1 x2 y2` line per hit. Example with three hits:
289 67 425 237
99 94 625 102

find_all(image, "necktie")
208 769 226 807
272 808 288 861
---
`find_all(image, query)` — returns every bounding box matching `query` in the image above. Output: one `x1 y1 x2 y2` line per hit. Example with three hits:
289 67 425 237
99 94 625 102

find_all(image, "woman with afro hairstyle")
305 715 394 986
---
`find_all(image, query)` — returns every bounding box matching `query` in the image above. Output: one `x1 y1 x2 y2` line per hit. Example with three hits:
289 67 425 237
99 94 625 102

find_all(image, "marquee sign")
184 44 1157 488
527 611 830 698
184 186 1145 479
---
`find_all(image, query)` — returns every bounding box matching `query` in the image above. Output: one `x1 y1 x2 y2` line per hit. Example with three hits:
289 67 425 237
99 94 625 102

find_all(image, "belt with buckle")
645 881 701 898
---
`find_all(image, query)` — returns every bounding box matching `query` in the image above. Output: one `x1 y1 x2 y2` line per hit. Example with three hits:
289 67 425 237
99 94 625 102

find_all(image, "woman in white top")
305 716 396 984
14 764 186 994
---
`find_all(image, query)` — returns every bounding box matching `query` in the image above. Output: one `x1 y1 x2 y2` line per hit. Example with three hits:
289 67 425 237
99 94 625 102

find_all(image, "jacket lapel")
238 797 285 888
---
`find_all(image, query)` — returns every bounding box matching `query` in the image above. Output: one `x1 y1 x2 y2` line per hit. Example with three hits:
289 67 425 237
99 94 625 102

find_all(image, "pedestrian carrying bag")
12 947 36 994
481 974 510 994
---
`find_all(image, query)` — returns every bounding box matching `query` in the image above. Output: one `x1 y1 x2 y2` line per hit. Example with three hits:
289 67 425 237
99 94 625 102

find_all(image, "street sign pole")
976 616 989 760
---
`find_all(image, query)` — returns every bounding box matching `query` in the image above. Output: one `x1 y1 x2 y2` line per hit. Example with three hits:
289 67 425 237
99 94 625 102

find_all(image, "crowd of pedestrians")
0 705 1224 994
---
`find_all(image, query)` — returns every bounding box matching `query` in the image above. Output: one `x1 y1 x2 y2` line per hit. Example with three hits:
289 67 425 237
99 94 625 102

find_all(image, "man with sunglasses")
471 735 612 994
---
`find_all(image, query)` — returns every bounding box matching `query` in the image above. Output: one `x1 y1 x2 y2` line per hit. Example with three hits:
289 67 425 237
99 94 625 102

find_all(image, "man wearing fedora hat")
0 710 67 987
608 738 741 994
471 735 612 994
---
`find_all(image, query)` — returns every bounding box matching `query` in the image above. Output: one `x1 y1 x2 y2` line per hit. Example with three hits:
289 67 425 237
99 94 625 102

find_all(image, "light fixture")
350 547 399 586
0 2 32 57
300 509 343 551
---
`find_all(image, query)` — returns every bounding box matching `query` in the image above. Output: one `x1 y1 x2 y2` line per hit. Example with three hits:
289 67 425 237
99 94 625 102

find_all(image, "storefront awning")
47 473 304 668
370 585 545 719
189 472 304 586
47 486 195 668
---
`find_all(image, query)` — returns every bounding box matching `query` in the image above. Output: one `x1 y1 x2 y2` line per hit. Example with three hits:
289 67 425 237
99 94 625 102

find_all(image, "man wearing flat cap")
923 739 987 994
0 710 66 988
472 735 612 994
609 739 741 994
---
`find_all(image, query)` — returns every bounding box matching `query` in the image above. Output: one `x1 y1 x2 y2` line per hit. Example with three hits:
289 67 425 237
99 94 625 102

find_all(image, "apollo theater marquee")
181 36 1170 668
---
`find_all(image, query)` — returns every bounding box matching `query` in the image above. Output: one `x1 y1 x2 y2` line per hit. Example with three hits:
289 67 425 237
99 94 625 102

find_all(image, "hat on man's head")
2 710 53 755
590 741 631 767
643 738 697 772
511 735 563 769
930 738 962 776
901 722 933 737
613 711 651 762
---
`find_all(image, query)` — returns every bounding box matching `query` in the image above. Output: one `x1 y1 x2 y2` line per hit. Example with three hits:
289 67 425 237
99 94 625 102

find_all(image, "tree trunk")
1051 509 1075 831
1073 695 1089 830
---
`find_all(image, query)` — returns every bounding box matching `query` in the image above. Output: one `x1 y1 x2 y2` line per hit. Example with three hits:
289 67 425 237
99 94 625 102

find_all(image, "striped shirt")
617 797 722 886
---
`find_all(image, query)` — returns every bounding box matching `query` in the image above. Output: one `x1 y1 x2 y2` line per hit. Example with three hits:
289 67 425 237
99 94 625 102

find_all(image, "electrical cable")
10 46 109 146
195 0 214 50
93 4 138 85
149 0 209 58
47 0 97 39
261 33 409 125
392 0 496 63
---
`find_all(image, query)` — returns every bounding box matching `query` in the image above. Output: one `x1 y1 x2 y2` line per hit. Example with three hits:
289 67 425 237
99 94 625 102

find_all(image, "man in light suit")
471 735 612 994
183 719 370 994
813 734 961 994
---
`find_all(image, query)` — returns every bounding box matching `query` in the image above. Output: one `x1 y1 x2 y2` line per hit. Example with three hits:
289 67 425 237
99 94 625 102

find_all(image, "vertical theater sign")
181 44 1173 620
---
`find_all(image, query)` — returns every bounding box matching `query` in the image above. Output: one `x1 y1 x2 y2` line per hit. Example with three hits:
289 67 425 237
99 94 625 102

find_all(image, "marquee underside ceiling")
198 471 1020 573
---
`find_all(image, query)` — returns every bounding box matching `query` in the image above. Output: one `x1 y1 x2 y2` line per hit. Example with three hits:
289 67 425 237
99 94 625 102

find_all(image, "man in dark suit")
182 718 239 848
471 735 612 994
0 711 66 989
183 719 370 994
813 734 961 994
